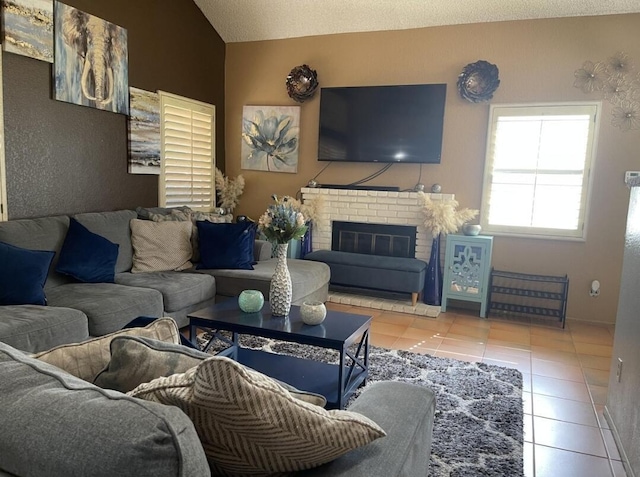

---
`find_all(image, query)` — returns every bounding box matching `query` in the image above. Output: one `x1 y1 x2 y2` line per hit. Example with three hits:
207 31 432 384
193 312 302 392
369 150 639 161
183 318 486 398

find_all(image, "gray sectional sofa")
0 209 330 353
0 339 436 477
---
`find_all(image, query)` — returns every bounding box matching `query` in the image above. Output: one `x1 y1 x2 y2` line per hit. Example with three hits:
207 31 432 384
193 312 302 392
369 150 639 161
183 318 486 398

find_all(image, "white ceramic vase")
269 243 292 317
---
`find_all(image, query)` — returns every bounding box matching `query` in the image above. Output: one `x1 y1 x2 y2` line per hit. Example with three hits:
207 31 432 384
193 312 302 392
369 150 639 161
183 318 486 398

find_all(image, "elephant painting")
53 2 129 114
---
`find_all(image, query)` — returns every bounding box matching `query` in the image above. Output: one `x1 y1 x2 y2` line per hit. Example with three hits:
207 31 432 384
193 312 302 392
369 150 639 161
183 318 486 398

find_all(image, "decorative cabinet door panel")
441 234 493 317
449 243 484 294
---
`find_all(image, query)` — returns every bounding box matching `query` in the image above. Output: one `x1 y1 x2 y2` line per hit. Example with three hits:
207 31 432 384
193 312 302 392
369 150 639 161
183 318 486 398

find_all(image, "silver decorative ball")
431 184 442 193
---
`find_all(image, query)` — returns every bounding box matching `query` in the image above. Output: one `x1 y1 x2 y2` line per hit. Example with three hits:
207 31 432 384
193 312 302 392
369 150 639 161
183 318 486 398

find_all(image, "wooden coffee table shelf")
188 300 371 409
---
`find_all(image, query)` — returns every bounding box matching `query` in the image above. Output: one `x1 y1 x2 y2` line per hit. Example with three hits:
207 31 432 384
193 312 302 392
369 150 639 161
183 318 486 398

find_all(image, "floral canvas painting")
53 2 129 114
2 0 54 62
128 87 160 175
241 105 300 173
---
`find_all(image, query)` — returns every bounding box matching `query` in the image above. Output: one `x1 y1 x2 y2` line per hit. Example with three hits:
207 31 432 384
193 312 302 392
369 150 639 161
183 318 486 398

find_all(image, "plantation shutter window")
480 103 599 240
159 92 215 211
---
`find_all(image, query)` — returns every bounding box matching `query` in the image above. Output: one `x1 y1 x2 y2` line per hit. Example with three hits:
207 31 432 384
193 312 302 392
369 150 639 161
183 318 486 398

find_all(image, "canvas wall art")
53 1 129 114
241 105 300 173
128 87 160 175
2 0 54 62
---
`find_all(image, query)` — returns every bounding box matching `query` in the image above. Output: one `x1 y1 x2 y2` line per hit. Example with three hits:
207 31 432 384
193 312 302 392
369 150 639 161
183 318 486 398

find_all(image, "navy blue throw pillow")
0 241 55 306
55 218 119 283
196 221 256 270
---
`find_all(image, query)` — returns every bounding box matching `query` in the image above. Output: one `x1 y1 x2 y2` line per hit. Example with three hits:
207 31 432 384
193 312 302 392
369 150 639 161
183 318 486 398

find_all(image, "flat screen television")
317 84 447 164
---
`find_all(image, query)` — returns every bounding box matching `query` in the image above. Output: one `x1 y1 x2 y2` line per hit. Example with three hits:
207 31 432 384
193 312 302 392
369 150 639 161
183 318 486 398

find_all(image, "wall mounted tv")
317 83 447 164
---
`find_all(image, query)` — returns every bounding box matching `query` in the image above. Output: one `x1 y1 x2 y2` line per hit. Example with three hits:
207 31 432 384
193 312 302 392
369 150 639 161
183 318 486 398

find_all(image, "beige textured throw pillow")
32 318 180 382
148 209 230 262
129 356 386 475
130 219 193 273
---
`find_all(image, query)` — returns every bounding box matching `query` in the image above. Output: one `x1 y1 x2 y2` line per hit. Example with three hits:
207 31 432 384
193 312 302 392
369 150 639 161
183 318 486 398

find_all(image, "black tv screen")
318 84 447 164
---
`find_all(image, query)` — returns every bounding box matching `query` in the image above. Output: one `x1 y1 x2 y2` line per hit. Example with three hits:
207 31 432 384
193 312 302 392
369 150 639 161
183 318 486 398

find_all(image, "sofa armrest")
254 240 272 261
300 381 435 477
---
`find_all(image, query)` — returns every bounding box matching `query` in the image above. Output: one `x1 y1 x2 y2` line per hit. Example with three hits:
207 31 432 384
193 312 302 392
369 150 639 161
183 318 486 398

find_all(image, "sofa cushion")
199 258 330 303
74 210 138 274
32 317 180 382
46 283 164 336
0 215 70 289
130 219 193 273
55 218 119 283
115 271 215 312
0 341 210 477
196 221 256 270
0 305 89 354
129 356 385 475
0 241 55 306
94 336 210 393
301 381 436 477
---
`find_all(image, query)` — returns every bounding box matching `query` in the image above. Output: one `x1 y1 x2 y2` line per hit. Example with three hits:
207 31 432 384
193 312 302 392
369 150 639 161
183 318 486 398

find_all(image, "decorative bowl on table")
300 301 327 325
238 290 264 313
462 224 482 236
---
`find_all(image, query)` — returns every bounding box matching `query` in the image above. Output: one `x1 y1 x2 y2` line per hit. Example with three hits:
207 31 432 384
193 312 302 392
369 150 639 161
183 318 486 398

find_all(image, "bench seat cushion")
304 250 427 294
46 283 164 336
0 305 89 354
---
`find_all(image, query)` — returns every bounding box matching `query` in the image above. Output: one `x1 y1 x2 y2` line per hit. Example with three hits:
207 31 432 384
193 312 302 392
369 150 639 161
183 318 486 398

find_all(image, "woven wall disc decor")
457 60 500 103
286 64 319 103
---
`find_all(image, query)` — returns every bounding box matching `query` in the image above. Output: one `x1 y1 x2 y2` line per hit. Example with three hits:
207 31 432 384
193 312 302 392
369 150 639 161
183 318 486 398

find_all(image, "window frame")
158 91 215 212
480 102 600 241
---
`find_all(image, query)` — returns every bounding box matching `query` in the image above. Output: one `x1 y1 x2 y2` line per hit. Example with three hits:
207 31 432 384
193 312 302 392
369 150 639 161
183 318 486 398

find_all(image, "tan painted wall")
225 14 640 323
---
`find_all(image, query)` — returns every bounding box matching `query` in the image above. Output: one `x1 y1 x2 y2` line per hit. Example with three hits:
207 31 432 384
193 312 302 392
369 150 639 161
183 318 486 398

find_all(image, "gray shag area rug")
201 333 524 477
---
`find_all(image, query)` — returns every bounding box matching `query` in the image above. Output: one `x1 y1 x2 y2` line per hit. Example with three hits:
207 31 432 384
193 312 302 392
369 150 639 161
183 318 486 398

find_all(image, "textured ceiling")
194 0 640 43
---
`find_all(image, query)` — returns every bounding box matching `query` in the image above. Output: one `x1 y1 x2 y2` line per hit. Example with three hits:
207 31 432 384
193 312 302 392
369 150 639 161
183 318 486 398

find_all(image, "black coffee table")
188 300 371 409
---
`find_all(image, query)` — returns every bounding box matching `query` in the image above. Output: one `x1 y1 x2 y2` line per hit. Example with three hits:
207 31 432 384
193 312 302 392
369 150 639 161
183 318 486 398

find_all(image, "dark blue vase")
424 234 443 305
301 222 313 258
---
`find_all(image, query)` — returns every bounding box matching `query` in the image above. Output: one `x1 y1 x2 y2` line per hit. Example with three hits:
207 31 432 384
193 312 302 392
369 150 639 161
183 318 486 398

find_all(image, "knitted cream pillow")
32 318 180 382
130 219 193 273
129 356 386 475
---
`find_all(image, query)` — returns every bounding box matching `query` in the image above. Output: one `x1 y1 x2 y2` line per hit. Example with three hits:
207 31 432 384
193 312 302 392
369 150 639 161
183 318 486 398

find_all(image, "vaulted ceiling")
194 0 640 43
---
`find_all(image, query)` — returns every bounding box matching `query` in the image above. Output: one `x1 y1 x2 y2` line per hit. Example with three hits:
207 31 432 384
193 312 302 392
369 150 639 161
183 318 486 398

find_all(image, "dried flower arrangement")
287 194 326 227
417 192 479 236
214 167 245 212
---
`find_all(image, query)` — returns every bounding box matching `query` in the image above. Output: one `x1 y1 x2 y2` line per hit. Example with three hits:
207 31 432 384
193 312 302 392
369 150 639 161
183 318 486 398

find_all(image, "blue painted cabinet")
441 234 493 317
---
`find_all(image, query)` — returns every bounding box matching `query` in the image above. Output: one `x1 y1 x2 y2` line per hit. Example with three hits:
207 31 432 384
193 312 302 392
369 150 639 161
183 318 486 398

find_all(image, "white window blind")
480 103 599 240
159 92 215 210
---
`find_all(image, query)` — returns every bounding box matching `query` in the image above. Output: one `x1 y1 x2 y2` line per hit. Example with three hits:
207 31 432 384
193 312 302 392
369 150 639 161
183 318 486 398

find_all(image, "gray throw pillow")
94 336 210 393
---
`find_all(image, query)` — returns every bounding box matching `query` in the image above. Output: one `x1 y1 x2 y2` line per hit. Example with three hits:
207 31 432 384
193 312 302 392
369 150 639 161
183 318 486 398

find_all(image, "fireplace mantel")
301 187 455 262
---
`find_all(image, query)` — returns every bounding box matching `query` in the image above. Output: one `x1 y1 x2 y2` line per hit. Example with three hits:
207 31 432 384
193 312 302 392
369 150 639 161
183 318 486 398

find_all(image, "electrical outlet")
617 358 623 382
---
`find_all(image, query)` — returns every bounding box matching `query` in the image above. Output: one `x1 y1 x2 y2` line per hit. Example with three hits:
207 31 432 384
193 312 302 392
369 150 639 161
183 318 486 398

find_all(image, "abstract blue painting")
128 87 160 175
2 0 54 63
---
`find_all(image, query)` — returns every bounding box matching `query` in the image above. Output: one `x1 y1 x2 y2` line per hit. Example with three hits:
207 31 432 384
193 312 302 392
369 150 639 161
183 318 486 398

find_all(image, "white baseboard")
604 405 635 477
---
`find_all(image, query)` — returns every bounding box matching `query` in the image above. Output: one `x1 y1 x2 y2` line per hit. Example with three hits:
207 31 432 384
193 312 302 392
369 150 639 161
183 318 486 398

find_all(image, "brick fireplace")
301 187 455 262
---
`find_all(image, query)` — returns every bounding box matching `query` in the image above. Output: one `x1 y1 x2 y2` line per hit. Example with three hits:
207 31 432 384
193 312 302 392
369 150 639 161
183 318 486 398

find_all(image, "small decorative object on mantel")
417 192 479 306
300 301 327 325
214 167 245 215
238 290 264 313
286 64 319 103
457 60 500 103
573 52 640 131
258 195 308 316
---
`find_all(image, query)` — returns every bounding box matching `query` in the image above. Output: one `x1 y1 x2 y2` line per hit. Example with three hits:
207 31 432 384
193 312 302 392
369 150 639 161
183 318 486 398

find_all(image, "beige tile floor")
325 302 626 477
